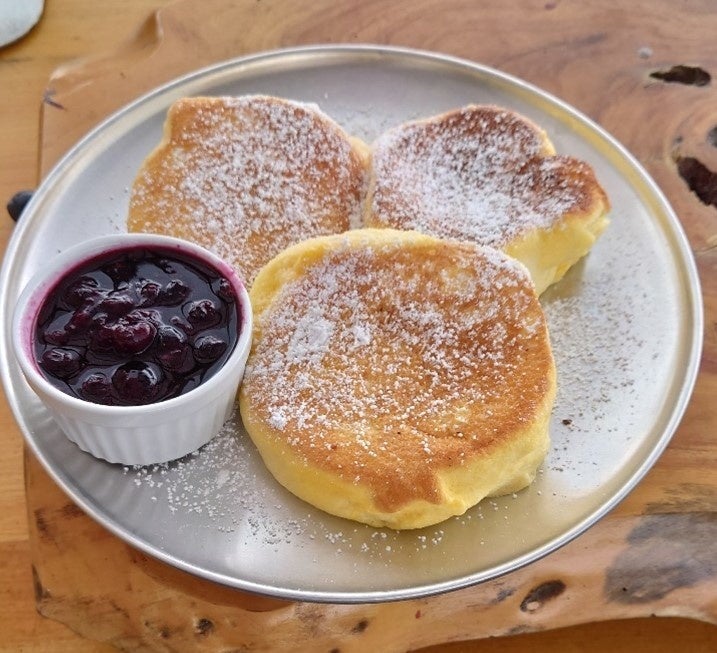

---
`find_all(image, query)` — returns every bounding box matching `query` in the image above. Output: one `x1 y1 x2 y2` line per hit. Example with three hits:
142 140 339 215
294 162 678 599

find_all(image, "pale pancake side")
128 95 370 286
365 105 610 294
240 229 556 529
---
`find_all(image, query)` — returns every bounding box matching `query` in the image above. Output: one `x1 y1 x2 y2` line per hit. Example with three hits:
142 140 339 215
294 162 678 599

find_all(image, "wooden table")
1 1 716 651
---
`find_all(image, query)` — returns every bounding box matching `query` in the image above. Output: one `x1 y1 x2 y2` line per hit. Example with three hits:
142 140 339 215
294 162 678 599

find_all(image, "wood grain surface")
1 1 716 651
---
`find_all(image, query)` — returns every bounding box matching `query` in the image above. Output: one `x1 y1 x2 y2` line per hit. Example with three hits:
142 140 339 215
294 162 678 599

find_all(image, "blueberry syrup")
33 246 240 406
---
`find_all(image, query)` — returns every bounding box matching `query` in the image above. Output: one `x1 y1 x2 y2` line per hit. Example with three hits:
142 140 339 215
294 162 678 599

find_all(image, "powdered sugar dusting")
124 420 312 543
539 242 667 482
369 105 595 247
122 416 456 556
129 96 367 285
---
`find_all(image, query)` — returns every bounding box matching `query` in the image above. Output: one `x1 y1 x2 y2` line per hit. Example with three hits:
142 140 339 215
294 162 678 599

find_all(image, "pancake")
239 228 556 529
128 95 370 286
365 105 610 294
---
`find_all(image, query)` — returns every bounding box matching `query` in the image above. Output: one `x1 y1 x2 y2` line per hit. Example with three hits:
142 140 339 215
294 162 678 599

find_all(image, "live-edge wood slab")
24 1 717 650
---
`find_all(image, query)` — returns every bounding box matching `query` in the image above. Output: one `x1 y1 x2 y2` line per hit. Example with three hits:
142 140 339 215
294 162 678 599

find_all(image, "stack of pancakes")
128 96 610 529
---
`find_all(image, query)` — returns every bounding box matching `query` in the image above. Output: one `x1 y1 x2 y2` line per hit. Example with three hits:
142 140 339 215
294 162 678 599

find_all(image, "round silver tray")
0 45 703 603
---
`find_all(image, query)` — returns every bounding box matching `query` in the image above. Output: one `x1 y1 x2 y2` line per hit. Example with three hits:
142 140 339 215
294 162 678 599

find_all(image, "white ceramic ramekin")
12 233 253 466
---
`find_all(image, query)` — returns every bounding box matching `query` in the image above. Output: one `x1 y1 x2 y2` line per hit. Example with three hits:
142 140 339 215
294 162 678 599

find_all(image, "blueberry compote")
34 246 240 406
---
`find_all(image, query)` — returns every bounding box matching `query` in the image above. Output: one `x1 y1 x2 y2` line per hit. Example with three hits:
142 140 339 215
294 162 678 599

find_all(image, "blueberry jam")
33 246 240 406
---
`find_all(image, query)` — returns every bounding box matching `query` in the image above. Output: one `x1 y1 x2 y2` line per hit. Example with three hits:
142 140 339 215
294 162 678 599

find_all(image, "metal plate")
0 45 703 603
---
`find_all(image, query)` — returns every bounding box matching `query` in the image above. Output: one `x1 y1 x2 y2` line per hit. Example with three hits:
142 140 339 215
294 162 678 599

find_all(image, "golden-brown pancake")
128 95 369 286
365 105 610 294
239 228 556 529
